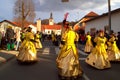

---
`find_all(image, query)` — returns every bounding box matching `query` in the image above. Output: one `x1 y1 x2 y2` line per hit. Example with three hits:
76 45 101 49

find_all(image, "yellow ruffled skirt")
84 40 93 53
17 40 37 62
85 45 111 69
34 39 42 49
107 43 120 61
56 46 82 77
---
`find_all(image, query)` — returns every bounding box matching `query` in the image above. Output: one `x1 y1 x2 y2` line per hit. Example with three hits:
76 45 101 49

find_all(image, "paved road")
0 40 120 80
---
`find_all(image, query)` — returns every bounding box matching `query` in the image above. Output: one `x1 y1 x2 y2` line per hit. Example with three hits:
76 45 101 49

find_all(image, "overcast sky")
0 0 120 23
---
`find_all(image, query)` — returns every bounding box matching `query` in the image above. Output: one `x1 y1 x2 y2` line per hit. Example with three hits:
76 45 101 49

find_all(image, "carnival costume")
34 32 42 49
56 27 82 78
84 34 93 53
17 30 37 63
107 35 120 61
85 31 111 69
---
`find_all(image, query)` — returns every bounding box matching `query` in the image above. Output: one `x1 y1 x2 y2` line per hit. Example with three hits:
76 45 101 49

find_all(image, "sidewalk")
0 50 18 64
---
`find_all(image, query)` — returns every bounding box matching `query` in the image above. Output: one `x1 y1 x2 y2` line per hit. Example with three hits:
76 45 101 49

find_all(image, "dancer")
34 31 42 49
85 30 111 69
84 32 93 53
56 19 82 79
17 27 37 63
5 26 15 50
107 33 120 61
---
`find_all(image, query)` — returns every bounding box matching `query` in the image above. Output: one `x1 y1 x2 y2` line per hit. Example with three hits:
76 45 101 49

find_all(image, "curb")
0 55 16 65
0 50 18 65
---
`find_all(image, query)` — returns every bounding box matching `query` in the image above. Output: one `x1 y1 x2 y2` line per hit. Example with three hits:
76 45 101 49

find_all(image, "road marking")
55 47 60 54
83 73 90 80
42 48 50 54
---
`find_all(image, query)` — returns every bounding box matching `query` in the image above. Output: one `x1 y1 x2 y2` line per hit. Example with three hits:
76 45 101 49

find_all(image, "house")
74 11 99 34
85 8 120 34
41 25 61 35
36 13 62 35
0 20 21 36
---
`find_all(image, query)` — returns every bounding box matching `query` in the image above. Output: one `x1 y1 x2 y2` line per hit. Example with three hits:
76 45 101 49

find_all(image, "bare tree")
13 0 36 28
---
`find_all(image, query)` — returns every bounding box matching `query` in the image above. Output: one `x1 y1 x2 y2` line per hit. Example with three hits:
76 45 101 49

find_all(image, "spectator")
15 29 21 51
5 26 15 50
117 32 120 49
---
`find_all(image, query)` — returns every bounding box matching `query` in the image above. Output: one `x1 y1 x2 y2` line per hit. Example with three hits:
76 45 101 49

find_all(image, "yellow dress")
84 35 93 53
85 36 111 69
17 32 37 62
56 29 82 77
107 36 120 61
34 33 42 49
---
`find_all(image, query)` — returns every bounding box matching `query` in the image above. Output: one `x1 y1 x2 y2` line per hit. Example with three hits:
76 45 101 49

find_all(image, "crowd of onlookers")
0 26 21 50
0 26 120 50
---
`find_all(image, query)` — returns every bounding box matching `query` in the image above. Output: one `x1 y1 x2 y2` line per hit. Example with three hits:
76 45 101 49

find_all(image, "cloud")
0 0 15 20
111 0 120 9
34 0 107 12
33 0 120 22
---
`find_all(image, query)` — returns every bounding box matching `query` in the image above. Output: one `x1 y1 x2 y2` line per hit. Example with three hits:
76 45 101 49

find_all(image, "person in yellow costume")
84 32 93 53
34 31 42 49
56 21 83 79
85 30 111 69
17 27 37 63
107 33 120 61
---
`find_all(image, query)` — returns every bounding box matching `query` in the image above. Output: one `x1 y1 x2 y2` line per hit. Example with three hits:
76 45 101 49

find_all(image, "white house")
41 25 61 35
36 13 62 35
73 11 99 34
0 20 21 36
85 8 120 34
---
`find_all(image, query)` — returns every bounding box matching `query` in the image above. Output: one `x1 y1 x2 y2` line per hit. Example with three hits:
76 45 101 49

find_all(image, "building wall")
85 12 120 33
111 12 120 32
0 21 21 36
44 29 61 35
44 29 51 35
49 19 54 25
37 19 41 32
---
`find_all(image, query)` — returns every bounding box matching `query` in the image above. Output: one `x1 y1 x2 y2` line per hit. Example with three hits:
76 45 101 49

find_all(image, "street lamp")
108 0 111 34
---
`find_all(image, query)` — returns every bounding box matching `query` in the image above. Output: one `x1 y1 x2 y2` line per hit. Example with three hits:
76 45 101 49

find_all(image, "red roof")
0 20 18 27
41 25 62 31
84 11 99 18
79 11 99 22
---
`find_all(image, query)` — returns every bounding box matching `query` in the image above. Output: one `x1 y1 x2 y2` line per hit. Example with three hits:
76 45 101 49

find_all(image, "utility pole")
108 0 111 34
21 0 25 29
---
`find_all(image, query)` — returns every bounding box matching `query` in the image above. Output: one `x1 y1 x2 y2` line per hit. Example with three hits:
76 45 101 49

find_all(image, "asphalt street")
0 40 120 80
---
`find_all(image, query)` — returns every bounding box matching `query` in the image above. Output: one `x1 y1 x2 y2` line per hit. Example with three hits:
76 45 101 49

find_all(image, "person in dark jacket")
5 26 15 50
117 32 120 49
